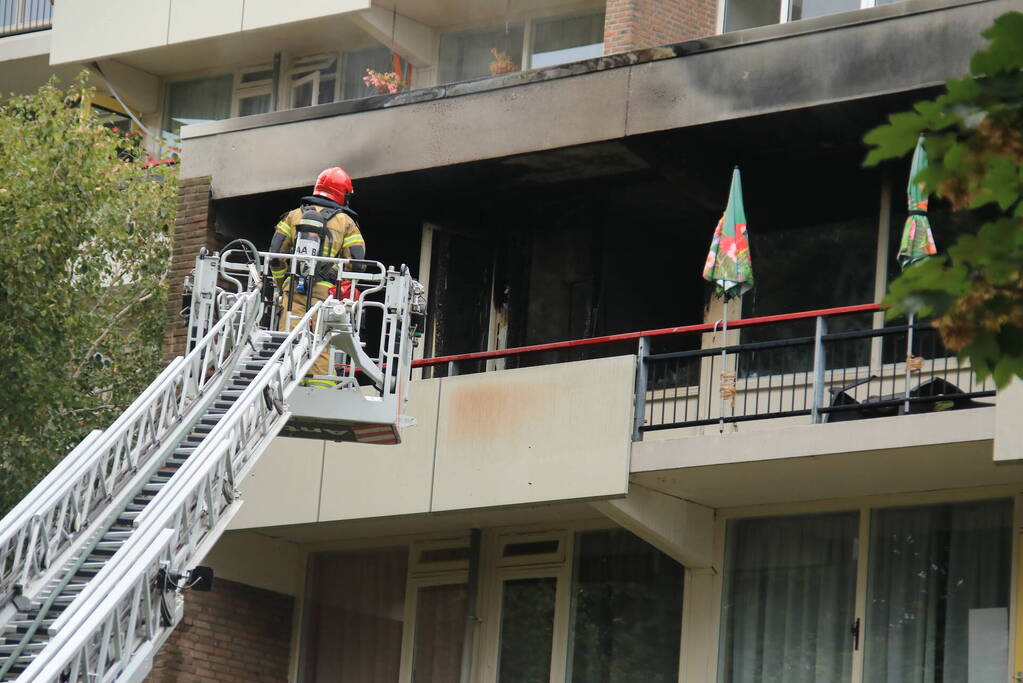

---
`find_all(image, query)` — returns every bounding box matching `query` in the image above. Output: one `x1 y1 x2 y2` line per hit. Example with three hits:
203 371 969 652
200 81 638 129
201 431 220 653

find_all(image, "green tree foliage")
864 11 1023 387
0 75 177 512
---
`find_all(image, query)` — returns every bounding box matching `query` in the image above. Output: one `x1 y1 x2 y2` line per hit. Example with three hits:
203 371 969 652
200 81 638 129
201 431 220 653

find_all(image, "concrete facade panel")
203 531 302 596
632 407 996 472
624 0 1007 136
50 0 171 65
993 379 1023 463
317 379 440 521
168 0 244 44
240 0 369 31
180 68 632 198
0 29 49 62
431 356 634 511
230 436 324 529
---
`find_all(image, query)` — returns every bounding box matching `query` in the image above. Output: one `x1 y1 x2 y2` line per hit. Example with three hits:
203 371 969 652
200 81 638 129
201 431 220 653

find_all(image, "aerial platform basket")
214 244 426 444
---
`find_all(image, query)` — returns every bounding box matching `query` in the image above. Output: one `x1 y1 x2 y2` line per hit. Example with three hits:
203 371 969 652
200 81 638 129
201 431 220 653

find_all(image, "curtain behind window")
301 548 408 683
412 583 468 683
718 512 858 683
567 528 683 683
864 499 1012 683
162 75 233 144
341 47 394 100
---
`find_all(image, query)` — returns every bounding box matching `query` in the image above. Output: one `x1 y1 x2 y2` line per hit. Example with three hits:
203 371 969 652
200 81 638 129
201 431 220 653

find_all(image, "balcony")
0 0 51 38
416 303 998 440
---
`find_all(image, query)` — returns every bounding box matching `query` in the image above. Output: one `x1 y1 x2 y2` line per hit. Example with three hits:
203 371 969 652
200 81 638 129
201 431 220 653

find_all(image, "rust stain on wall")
444 380 552 446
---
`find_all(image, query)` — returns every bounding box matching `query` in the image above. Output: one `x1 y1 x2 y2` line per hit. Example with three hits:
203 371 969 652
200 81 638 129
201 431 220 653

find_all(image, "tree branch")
72 287 159 379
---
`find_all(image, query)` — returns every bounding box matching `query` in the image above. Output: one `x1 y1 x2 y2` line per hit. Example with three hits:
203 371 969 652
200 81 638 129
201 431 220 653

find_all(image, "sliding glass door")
718 512 859 683
863 499 1012 683
718 498 1013 683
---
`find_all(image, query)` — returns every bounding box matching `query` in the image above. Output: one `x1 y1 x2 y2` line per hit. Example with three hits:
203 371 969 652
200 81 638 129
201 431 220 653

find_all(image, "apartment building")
3 0 1023 681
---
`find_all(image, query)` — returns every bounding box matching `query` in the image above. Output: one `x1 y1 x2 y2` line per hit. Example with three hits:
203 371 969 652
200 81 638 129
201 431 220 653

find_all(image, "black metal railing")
0 0 52 37
637 317 996 436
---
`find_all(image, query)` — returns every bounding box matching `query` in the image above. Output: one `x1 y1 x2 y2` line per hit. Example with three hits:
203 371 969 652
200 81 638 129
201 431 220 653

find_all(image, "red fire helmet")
313 167 354 205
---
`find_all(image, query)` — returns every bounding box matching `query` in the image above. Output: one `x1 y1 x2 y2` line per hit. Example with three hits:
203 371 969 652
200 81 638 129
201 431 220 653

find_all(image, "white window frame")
707 485 1022 683
286 52 342 109
231 63 274 118
717 0 881 33
475 526 586 683
436 4 606 83
297 517 684 683
398 571 471 681
524 9 606 70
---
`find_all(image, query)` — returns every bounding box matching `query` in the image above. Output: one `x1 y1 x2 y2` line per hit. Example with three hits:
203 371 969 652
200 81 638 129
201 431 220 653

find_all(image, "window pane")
290 55 338 109
864 499 1012 683
292 80 314 108
531 12 604 68
567 529 682 682
439 24 525 84
238 94 271 117
301 548 407 682
718 512 858 683
412 584 468 683
319 78 337 104
724 0 782 31
240 68 273 84
342 46 393 100
497 577 556 683
163 75 233 143
791 0 860 20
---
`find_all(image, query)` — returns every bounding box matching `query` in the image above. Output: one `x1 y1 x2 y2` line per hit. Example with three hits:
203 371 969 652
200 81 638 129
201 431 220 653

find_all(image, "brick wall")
147 578 294 683
165 176 219 360
603 0 717 54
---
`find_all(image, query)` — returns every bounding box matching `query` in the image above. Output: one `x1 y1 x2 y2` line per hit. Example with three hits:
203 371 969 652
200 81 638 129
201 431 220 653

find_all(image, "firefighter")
269 167 366 388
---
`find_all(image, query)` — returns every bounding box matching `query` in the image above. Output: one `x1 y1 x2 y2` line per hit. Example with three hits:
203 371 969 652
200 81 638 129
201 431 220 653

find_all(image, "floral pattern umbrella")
703 167 754 299
897 135 937 270
898 136 937 413
703 167 753 432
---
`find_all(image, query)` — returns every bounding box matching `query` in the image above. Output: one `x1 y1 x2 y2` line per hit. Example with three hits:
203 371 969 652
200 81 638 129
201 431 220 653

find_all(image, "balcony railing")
415 303 997 440
0 0 51 37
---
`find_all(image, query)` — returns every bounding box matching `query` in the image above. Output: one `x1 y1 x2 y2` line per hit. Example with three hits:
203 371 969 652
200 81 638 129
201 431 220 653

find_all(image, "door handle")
851 617 861 650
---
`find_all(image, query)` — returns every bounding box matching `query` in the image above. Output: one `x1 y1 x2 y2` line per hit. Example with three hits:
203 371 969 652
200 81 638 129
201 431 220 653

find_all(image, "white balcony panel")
168 0 244 44
431 356 634 512
317 379 440 522
50 0 171 65
50 0 369 65
241 0 370 31
230 436 325 529
0 29 50 62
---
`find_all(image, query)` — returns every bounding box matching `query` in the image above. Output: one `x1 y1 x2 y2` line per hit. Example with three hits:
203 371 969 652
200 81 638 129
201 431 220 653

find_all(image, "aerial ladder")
0 246 426 681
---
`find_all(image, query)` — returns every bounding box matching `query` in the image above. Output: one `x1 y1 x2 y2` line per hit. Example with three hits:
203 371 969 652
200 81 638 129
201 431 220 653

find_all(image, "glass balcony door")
480 531 574 683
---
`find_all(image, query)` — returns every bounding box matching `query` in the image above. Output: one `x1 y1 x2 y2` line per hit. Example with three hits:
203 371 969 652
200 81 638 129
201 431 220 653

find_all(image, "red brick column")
164 176 218 360
147 578 294 682
603 0 717 54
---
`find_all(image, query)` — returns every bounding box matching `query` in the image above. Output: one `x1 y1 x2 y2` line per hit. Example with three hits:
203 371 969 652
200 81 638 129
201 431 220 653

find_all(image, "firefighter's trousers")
279 282 334 388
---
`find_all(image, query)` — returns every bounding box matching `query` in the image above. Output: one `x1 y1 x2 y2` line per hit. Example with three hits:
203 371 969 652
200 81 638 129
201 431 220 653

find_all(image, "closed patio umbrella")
703 167 754 431
899 136 937 412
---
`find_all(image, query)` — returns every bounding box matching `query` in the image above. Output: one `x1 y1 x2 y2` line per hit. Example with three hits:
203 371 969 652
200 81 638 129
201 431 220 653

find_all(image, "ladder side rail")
40 315 318 679
20 528 177 683
132 300 324 532
0 292 259 604
39 292 263 637
0 358 180 599
0 293 262 676
0 429 102 594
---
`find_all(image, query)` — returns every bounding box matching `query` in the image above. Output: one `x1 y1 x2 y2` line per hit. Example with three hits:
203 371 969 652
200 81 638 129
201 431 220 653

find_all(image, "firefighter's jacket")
269 204 365 290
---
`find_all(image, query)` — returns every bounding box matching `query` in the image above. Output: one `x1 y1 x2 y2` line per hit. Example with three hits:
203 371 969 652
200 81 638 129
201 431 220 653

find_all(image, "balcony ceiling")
106 14 378 76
